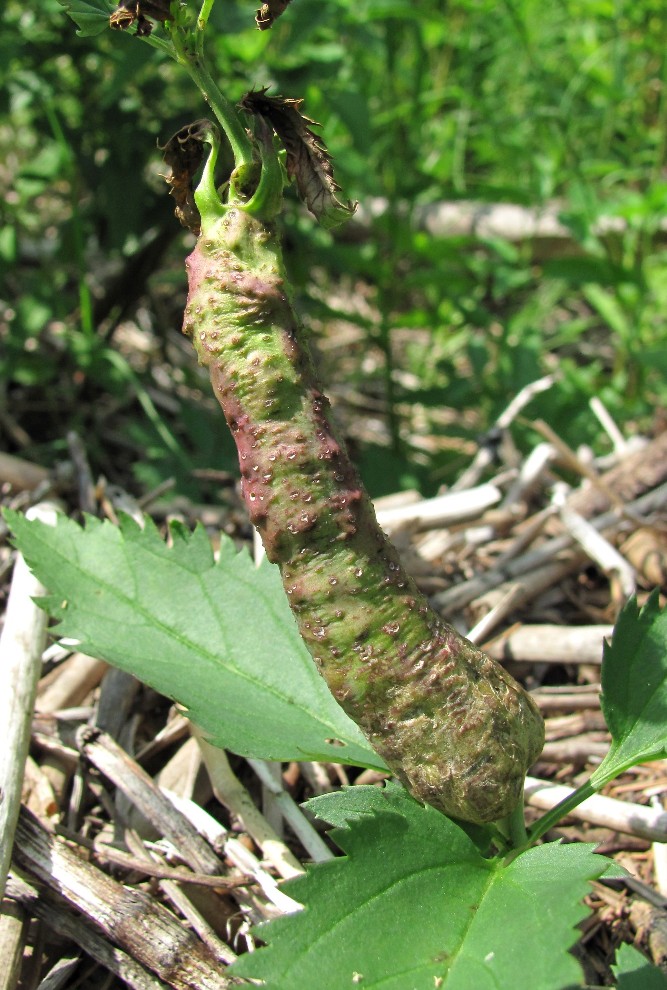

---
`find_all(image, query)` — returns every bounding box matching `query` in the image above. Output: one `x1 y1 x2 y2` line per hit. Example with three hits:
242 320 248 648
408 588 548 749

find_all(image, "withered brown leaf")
161 120 219 235
110 0 171 36
240 89 356 229
255 0 294 30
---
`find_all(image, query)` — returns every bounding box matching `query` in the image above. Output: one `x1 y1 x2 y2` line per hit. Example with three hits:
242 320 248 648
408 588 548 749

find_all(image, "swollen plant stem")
183 203 544 824
158 5 542 826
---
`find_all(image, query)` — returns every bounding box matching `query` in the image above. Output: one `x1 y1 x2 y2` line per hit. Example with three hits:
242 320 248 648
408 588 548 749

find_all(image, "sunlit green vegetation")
3 0 666 496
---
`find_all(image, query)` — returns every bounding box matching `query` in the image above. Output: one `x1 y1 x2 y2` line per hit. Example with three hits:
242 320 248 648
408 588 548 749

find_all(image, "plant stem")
197 0 216 35
182 202 545 825
181 56 253 170
155 6 253 172
193 126 226 225
506 793 528 848
527 779 597 845
494 791 528 855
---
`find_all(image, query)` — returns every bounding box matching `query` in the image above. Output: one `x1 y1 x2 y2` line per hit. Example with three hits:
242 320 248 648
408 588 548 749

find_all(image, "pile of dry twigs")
1 373 667 988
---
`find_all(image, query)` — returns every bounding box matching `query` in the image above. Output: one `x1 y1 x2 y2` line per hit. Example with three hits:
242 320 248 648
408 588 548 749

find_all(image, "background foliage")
2 0 666 496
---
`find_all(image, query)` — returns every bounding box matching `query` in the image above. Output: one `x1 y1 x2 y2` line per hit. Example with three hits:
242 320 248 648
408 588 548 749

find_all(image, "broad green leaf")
6 510 385 770
613 943 667 989
591 593 667 790
231 782 609 989
58 0 115 36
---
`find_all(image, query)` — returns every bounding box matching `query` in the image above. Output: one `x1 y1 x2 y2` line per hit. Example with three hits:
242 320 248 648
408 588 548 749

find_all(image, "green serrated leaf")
307 780 404 827
613 943 667 989
591 592 667 789
5 510 385 770
58 0 115 36
231 782 609 990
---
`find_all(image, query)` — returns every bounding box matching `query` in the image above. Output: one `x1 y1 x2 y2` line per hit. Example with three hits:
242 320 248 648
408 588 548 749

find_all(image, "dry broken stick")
7 873 168 990
10 806 235 990
434 482 667 615
485 624 613 665
76 727 222 875
0 503 57 901
177 123 544 824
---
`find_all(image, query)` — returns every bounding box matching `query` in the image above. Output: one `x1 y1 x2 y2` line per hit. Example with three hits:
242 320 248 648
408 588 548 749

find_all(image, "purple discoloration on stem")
183 208 544 823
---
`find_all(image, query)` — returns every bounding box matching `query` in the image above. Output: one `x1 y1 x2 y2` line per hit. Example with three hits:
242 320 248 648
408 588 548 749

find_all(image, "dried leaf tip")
240 89 357 229
161 119 220 235
256 0 294 30
110 0 171 36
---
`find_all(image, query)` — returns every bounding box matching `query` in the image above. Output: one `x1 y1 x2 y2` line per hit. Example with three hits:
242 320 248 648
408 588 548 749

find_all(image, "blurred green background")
2 0 666 498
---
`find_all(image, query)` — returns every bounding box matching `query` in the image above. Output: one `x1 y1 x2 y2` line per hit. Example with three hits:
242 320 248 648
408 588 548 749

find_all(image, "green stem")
41 98 94 336
494 790 528 856
377 311 401 455
138 31 173 57
195 0 216 63
148 6 253 173
193 126 226 229
242 128 284 220
103 350 187 465
527 779 597 845
506 792 528 848
177 50 253 171
122 5 259 206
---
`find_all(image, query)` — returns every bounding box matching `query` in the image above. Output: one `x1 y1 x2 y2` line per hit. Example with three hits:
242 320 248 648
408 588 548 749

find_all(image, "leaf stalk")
506 792 529 848
192 126 227 230
136 2 254 176
527 779 597 845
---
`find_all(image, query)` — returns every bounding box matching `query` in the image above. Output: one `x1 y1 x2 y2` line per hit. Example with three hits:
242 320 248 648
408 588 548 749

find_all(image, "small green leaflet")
591 592 667 789
6 510 385 770
613 943 667 989
58 0 115 36
231 782 610 990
